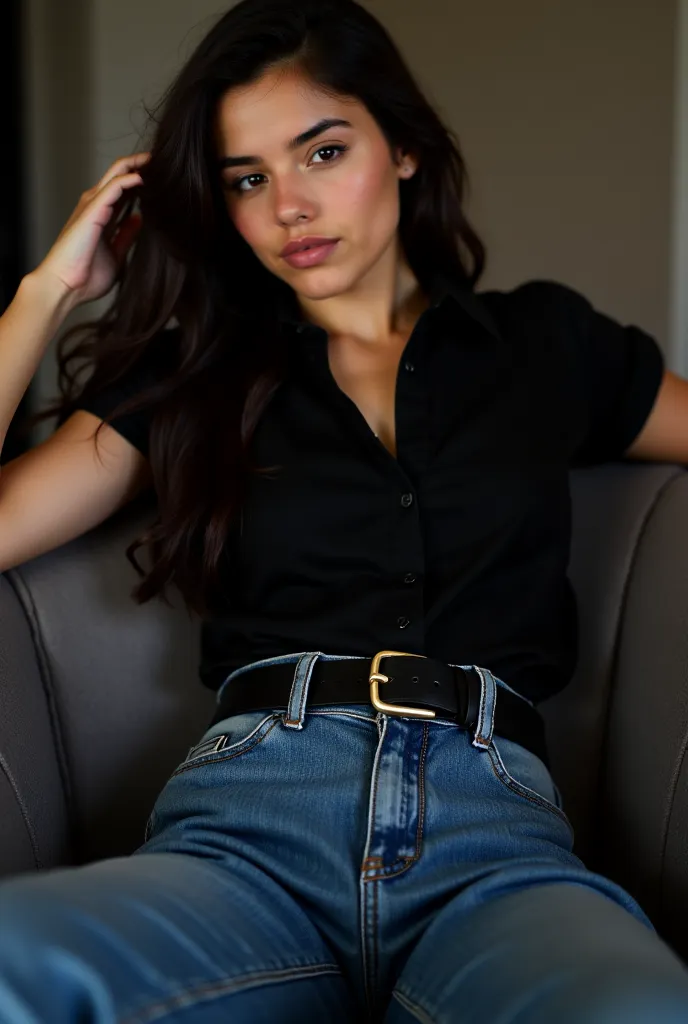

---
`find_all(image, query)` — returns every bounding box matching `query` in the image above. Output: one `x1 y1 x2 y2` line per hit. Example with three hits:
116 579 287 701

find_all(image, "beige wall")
377 0 676 346
21 0 678 439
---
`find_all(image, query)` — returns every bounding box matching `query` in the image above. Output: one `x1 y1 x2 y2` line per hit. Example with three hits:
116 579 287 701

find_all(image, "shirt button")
404 361 415 373
404 573 416 584
397 616 410 629
400 493 413 508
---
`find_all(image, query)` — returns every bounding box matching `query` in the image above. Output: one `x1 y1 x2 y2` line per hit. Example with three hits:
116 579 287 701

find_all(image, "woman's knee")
548 970 688 1024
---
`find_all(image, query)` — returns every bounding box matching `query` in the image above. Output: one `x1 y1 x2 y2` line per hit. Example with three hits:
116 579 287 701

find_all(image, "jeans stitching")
391 988 436 1024
473 666 495 748
360 881 378 1017
119 962 345 1024
360 715 388 1011
475 665 488 741
284 653 319 727
362 855 416 880
308 709 377 724
182 736 226 761
361 717 387 873
369 878 380 1015
361 722 429 881
487 742 572 828
170 718 281 777
180 716 277 764
299 655 315 720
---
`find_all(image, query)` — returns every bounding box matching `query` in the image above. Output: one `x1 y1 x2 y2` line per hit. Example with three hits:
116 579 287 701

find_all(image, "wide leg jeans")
2 652 688 1023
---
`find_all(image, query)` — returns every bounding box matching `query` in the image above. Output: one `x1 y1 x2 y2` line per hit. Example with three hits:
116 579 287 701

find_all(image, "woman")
1 0 688 1020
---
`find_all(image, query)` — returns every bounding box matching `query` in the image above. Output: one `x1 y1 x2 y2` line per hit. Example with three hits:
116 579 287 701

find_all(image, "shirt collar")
273 268 501 342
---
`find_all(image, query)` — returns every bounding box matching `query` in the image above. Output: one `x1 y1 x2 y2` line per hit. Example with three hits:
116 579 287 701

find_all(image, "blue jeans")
2 652 688 1023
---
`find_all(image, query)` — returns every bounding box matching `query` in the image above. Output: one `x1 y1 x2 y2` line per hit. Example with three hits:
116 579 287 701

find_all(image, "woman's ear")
395 148 419 180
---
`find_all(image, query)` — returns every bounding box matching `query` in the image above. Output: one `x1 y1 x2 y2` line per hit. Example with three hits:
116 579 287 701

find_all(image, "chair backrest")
541 461 685 870
2 462 688 928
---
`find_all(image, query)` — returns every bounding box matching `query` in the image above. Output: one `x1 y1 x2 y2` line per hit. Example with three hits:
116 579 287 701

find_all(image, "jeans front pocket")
487 734 572 828
171 711 282 777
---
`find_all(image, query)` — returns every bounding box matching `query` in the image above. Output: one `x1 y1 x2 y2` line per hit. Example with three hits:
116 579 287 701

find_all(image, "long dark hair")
24 0 486 619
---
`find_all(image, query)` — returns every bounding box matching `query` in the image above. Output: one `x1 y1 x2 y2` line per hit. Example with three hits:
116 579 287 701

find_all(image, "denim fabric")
2 653 688 1023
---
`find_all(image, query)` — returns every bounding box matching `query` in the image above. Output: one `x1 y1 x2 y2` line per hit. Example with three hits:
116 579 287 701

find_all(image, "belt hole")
411 675 419 683
434 680 440 686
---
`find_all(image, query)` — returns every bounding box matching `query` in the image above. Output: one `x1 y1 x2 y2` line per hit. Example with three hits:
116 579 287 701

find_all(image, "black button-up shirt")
76 273 664 704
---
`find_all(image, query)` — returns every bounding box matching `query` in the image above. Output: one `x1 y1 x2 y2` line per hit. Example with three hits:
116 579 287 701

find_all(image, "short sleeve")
513 280 665 467
71 328 179 458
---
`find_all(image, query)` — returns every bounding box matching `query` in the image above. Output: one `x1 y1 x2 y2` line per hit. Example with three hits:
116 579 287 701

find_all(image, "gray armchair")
2 461 688 965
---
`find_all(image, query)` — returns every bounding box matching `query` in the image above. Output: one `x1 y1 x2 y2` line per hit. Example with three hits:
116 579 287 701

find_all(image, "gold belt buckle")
369 650 436 719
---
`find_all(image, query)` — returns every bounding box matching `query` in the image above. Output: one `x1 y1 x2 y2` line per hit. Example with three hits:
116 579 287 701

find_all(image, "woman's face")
213 65 417 303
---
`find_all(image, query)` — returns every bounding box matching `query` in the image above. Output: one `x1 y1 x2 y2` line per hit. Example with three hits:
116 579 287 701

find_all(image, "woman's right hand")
33 152 151 309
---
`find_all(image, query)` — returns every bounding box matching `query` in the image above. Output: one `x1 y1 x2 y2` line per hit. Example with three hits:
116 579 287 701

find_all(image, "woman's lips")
282 240 339 268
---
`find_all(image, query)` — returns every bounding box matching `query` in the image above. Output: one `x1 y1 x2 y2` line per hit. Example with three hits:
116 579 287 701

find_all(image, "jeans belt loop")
471 666 497 750
283 652 321 730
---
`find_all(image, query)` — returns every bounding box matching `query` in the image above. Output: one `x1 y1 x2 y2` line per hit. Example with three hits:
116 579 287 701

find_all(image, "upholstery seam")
659 720 688 914
3 567 76 849
602 467 684 734
0 749 42 869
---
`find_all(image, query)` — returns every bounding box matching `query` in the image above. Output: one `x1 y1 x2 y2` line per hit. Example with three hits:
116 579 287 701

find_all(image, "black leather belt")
210 651 549 767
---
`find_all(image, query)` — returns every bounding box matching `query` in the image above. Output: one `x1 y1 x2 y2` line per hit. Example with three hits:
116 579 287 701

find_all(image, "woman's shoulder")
476 278 592 328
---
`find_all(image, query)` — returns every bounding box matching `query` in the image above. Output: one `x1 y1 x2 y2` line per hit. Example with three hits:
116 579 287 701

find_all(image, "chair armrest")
1 492 213 873
0 574 72 878
598 468 688 960
542 461 684 862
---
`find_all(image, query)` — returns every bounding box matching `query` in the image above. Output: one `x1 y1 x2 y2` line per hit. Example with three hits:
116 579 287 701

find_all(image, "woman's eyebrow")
218 118 353 169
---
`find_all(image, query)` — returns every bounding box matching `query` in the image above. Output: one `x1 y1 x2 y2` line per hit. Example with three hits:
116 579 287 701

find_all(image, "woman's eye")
311 145 347 165
230 173 265 194
228 144 348 194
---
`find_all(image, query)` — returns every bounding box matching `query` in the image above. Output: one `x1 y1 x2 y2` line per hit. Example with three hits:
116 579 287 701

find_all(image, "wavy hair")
24 0 486 618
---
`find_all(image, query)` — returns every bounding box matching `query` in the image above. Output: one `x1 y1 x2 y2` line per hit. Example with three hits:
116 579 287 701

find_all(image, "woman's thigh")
385 882 688 1024
0 702 382 1024
0 850 357 1023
